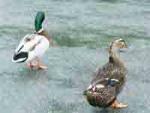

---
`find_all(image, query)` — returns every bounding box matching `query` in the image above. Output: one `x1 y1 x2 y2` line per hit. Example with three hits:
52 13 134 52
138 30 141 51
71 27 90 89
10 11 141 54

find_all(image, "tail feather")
12 52 28 63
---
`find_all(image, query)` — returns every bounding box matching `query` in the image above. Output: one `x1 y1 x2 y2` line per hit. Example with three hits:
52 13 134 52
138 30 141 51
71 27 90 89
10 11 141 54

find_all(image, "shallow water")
0 0 149 113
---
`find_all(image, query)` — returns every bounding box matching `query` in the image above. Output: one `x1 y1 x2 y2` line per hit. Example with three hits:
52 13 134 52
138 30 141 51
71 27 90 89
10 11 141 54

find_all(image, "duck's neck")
109 48 124 67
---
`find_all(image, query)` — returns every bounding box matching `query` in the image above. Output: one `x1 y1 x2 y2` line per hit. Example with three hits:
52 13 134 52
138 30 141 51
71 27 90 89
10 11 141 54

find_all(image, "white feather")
13 34 49 63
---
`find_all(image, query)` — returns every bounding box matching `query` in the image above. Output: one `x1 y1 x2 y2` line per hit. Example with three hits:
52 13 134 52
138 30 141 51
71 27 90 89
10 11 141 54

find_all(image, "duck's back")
92 59 127 95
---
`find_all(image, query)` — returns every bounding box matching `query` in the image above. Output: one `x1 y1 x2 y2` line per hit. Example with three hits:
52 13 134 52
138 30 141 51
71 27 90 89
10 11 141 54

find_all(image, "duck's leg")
111 100 128 109
27 62 34 69
36 58 47 70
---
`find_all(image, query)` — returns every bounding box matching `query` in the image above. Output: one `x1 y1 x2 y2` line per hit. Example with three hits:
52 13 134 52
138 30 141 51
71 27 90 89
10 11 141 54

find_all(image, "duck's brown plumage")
36 30 55 46
92 56 127 94
37 30 51 42
84 39 127 108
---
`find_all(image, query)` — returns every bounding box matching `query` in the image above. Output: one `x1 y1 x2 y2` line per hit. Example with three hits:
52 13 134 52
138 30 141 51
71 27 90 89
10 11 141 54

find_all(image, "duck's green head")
34 11 45 32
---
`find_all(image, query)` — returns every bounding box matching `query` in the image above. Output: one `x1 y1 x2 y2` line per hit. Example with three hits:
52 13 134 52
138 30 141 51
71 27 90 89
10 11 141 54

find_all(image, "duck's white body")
12 34 49 63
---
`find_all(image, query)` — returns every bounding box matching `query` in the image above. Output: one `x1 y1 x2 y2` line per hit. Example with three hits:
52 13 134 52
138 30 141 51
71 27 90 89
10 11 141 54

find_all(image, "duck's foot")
111 100 128 109
27 62 34 69
38 64 48 70
27 58 47 70
37 59 48 70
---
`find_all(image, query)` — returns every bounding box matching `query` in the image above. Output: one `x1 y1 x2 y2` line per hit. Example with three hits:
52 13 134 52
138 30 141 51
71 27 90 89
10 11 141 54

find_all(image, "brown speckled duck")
84 38 128 109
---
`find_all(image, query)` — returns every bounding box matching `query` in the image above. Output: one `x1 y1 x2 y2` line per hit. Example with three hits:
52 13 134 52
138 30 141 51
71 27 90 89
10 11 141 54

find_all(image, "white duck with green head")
12 11 49 69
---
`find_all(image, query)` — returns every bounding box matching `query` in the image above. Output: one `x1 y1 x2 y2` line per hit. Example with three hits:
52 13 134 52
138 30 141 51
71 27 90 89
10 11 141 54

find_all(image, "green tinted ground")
0 0 149 113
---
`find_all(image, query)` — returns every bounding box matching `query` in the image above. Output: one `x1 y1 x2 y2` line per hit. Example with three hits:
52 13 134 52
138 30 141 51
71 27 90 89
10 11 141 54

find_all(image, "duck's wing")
13 34 42 63
92 62 126 84
15 34 35 53
85 79 117 107
91 63 111 84
15 37 25 53
104 78 120 87
21 35 42 52
93 78 119 86
86 63 125 107
28 38 42 52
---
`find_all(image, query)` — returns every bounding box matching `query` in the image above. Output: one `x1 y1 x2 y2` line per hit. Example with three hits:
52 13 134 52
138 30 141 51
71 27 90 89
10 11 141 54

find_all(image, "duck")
84 38 128 109
12 11 52 69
